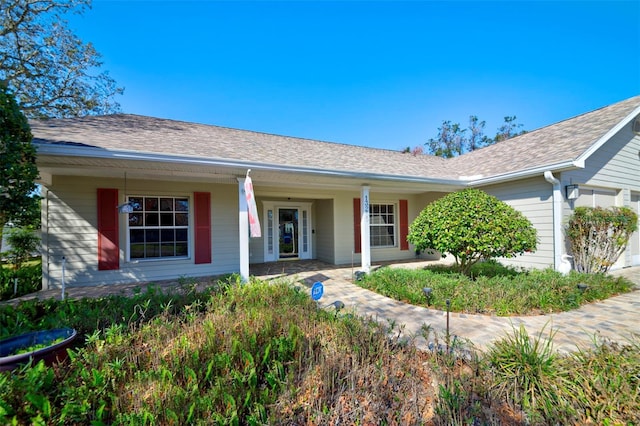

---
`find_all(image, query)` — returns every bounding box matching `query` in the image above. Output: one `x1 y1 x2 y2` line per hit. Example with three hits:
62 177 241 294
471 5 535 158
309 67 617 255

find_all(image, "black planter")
0 328 77 371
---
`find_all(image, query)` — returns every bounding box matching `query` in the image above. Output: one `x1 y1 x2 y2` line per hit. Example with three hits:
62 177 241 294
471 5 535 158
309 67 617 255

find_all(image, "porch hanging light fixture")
117 172 135 214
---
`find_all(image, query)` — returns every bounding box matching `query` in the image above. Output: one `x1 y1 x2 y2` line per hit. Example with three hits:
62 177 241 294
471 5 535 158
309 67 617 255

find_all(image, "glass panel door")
279 208 298 259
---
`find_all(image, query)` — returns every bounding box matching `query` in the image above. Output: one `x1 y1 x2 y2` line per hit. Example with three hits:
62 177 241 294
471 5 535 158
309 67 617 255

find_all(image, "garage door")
631 192 639 266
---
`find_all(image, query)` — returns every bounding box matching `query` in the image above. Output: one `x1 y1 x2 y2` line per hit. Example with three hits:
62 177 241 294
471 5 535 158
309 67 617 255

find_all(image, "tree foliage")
2 225 39 270
407 188 537 275
423 115 525 158
0 84 39 242
0 0 123 118
566 206 638 274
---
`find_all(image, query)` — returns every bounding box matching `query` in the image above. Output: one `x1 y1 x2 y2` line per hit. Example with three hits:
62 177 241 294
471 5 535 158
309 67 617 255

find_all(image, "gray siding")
480 177 555 270
315 199 335 263
42 176 239 288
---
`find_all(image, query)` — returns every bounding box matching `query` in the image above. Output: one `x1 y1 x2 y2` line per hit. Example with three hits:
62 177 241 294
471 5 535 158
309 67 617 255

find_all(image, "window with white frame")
128 196 189 259
370 203 396 247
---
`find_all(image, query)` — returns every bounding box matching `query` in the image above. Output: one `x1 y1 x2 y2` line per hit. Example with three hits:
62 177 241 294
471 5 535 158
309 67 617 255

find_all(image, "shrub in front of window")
566 206 638 273
408 188 537 275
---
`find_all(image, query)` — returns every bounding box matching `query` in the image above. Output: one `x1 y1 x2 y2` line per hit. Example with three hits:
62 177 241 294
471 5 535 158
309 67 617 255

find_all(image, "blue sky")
70 1 640 151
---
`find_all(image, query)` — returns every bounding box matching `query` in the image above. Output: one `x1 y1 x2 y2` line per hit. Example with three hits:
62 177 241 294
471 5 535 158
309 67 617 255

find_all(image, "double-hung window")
128 196 189 260
369 203 396 247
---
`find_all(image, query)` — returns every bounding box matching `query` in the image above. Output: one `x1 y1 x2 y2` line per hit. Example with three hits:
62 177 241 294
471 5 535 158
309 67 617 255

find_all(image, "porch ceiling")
37 154 462 195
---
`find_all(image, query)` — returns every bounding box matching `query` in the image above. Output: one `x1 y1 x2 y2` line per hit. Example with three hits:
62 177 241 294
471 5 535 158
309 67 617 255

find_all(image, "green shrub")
567 206 638 273
408 189 537 275
2 226 40 271
0 261 41 301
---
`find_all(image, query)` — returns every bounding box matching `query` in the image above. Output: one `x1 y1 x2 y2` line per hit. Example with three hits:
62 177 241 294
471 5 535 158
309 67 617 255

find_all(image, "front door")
263 201 312 262
279 208 298 259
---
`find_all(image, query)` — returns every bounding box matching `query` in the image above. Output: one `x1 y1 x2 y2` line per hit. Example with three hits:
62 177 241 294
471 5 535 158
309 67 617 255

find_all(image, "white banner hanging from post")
244 170 262 238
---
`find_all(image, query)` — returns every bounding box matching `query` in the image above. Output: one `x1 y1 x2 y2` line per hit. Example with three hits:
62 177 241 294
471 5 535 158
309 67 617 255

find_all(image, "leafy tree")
0 84 39 243
407 188 537 275
423 115 525 157
0 0 123 118
426 120 466 158
494 115 526 142
2 225 39 270
566 206 638 273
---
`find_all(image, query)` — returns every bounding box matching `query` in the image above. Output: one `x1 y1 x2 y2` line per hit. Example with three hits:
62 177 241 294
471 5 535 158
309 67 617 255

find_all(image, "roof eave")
34 142 463 187
574 104 640 165
465 160 583 187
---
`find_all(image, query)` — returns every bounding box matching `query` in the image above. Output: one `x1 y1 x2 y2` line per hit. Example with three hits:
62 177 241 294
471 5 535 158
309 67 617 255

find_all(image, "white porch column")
361 185 371 273
238 178 249 282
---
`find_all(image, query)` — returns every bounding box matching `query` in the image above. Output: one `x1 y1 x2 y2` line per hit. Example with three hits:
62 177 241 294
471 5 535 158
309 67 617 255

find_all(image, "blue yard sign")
311 281 324 301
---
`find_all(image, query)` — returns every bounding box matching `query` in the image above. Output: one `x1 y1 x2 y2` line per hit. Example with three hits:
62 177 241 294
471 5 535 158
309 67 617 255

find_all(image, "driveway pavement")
4 260 639 354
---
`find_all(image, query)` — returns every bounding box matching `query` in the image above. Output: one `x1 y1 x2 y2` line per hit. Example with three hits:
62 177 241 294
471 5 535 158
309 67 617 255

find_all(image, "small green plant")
408 188 537 276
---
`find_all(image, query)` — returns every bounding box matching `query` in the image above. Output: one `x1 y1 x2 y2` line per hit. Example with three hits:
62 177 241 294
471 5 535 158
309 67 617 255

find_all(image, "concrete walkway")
258 261 640 354
4 260 639 354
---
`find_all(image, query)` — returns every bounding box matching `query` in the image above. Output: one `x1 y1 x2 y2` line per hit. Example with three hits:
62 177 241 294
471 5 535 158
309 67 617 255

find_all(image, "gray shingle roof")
31 114 454 180
30 95 640 183
450 95 640 179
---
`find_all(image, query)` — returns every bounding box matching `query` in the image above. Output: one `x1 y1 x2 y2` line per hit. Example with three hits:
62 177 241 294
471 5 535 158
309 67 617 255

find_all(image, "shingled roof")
451 95 640 181
31 95 640 184
31 114 455 180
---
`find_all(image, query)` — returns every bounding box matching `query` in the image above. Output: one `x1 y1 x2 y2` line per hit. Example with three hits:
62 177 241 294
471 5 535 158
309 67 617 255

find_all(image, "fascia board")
34 143 463 187
465 160 581 186
574 105 640 166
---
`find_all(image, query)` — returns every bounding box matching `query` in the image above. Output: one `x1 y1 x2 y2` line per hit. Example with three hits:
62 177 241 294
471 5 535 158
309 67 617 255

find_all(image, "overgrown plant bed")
356 261 635 315
0 278 638 424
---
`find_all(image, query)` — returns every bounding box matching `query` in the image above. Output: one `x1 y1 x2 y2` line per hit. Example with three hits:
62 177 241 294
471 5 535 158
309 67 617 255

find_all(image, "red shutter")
194 192 211 264
353 198 361 254
97 188 119 270
399 199 409 251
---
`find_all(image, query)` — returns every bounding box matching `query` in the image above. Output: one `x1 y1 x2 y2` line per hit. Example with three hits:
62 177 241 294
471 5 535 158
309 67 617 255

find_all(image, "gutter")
466 160 582 187
543 171 564 272
34 143 464 187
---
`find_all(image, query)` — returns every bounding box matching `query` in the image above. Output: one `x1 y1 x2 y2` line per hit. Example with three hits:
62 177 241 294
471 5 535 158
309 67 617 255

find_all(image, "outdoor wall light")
565 184 580 201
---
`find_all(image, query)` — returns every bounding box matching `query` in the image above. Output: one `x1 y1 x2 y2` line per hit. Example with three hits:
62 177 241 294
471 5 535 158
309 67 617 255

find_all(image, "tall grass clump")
487 324 573 423
561 335 640 424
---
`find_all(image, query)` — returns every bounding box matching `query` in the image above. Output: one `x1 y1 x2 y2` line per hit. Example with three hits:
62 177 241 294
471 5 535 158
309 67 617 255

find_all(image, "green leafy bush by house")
567 206 638 273
408 188 537 275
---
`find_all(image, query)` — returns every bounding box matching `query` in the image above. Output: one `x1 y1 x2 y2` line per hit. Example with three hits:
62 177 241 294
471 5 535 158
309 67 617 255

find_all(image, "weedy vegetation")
1 272 638 424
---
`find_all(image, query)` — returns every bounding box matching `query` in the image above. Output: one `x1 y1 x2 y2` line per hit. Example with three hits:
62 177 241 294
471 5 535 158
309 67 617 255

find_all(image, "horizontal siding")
315 199 335 263
43 176 241 288
566 128 640 191
480 177 555 270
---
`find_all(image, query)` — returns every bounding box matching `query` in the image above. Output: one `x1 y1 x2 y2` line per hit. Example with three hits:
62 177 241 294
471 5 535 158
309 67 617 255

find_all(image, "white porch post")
361 185 371 273
238 178 249 282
